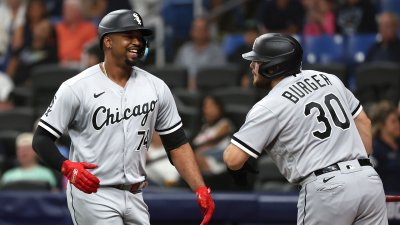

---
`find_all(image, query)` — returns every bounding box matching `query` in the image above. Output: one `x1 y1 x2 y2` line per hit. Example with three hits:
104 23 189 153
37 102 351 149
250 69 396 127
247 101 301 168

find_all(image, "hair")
201 94 226 127
369 100 398 137
86 41 104 61
16 132 34 148
203 94 225 115
25 0 48 22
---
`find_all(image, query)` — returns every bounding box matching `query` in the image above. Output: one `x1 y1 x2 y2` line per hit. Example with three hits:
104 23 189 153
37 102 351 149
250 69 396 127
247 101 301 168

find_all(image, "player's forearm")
223 144 249 170
354 111 373 155
32 126 67 171
170 143 206 191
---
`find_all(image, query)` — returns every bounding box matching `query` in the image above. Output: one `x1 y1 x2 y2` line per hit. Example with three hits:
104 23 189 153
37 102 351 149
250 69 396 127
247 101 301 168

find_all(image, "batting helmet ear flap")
139 38 149 61
258 63 269 77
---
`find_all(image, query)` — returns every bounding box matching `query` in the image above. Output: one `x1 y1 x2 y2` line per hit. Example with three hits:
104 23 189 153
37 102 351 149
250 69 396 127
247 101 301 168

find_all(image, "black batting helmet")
242 33 303 79
98 9 153 59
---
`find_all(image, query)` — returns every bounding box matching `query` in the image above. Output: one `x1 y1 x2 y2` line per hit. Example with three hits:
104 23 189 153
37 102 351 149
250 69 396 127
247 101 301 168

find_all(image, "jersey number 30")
304 93 350 139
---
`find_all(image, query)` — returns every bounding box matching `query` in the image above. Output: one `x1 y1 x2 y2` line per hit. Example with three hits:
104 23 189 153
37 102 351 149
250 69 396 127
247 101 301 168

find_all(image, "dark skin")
101 30 144 87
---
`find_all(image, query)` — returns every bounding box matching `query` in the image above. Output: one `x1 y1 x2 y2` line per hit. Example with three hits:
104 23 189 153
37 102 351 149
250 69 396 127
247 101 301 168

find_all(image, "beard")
125 58 137 67
253 74 272 89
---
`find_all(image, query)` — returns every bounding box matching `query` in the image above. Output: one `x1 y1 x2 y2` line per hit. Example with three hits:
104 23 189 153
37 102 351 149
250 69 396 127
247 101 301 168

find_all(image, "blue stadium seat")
162 0 194 62
222 34 245 57
303 35 345 64
347 34 378 64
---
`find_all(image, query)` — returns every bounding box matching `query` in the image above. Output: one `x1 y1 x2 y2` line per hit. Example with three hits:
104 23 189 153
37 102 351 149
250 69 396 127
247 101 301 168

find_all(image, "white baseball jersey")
232 70 368 183
38 64 182 185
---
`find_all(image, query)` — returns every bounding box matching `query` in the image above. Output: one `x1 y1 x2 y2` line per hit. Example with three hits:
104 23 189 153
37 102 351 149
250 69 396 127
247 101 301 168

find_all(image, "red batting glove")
61 160 100 194
195 186 215 225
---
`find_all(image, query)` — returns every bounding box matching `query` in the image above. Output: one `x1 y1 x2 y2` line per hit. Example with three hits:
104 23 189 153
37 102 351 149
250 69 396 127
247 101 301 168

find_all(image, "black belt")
109 181 148 193
314 159 372 176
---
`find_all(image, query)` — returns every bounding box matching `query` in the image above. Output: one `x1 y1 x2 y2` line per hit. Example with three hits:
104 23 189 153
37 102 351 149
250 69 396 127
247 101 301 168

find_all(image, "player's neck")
271 77 284 88
101 62 131 87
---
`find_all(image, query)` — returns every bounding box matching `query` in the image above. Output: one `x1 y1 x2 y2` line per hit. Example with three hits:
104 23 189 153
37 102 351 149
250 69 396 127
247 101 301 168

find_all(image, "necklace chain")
102 62 108 78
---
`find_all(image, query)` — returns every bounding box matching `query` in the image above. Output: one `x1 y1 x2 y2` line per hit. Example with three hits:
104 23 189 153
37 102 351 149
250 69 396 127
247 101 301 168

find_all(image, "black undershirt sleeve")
159 126 188 165
32 126 68 171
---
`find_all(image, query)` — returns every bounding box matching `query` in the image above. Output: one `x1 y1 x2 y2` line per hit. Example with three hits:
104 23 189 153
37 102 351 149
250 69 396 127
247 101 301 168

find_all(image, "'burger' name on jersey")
281 73 332 104
92 99 158 130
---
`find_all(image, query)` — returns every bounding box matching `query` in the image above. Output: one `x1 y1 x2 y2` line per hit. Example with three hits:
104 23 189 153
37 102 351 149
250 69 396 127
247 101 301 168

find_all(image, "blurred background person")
55 0 97 68
0 132 58 191
336 0 377 35
193 95 234 175
9 20 58 86
227 20 260 88
174 17 226 91
80 40 104 70
369 100 400 194
302 0 336 36
6 0 57 86
365 12 400 63
0 71 14 111
146 132 180 187
255 0 305 34
0 0 26 72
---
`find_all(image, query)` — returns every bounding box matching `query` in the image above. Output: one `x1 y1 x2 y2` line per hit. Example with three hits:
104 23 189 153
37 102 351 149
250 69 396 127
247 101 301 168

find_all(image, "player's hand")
61 160 100 194
195 186 215 225
227 160 259 186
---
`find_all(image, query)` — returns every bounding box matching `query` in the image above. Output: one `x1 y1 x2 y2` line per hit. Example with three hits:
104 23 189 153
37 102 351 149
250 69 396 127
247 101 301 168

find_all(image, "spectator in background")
0 132 57 190
80 0 108 25
174 17 227 90
205 0 246 35
55 0 97 68
369 101 400 193
80 40 104 70
0 71 14 111
228 20 260 88
7 0 58 86
365 12 400 63
0 0 26 72
255 0 305 34
193 95 234 175
146 132 180 187
336 0 377 35
303 0 336 36
12 0 49 55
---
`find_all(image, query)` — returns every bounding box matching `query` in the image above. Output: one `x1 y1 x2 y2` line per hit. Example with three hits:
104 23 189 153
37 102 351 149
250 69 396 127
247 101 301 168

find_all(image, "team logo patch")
132 13 142 25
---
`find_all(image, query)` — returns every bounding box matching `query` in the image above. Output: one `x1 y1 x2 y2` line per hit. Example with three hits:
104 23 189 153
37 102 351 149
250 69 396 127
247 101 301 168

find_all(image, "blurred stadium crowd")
0 0 399 194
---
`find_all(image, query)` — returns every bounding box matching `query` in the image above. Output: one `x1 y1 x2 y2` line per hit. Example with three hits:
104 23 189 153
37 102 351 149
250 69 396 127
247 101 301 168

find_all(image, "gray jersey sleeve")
38 83 79 138
232 104 280 158
333 75 362 118
344 88 362 118
155 82 182 135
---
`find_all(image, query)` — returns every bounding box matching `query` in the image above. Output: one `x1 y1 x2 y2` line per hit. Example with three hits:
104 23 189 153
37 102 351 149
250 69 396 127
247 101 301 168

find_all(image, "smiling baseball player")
223 33 388 225
32 9 214 225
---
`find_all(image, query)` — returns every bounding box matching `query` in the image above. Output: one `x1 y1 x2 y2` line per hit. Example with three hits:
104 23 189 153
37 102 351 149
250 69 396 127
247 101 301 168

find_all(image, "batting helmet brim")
242 51 269 62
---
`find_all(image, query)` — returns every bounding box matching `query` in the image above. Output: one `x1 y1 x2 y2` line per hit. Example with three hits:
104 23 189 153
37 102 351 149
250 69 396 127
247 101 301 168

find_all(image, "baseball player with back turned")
32 9 214 225
223 33 388 225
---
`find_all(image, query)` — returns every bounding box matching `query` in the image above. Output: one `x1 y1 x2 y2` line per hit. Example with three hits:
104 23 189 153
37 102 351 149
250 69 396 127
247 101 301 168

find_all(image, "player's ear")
104 36 112 49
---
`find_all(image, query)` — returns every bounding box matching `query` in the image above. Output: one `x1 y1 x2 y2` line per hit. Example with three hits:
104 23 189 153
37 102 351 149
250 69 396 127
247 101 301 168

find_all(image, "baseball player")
223 33 388 225
32 9 214 225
